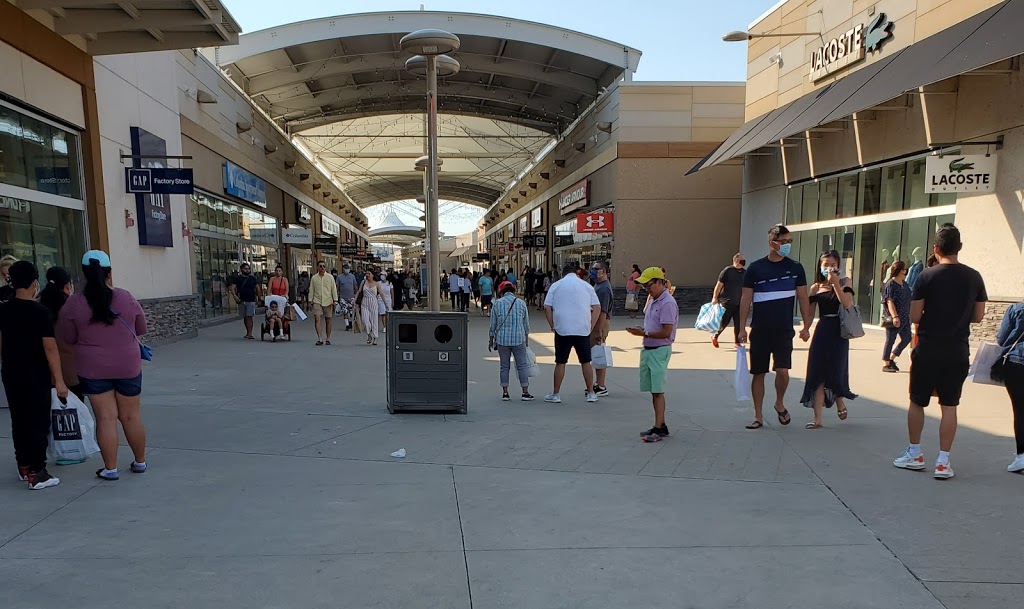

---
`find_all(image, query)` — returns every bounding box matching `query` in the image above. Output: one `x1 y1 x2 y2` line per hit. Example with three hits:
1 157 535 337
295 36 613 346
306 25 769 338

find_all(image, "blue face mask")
777 243 792 257
821 268 831 278
589 269 598 282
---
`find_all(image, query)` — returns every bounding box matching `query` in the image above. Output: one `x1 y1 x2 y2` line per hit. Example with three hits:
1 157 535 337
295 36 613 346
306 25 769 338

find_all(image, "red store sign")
576 211 613 233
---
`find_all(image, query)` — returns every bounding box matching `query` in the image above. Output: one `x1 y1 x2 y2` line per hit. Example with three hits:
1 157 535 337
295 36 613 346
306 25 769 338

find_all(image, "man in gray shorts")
231 262 263 340
335 263 359 330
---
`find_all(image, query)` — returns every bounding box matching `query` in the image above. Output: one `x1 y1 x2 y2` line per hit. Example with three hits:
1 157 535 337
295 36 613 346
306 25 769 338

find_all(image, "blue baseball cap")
82 250 111 267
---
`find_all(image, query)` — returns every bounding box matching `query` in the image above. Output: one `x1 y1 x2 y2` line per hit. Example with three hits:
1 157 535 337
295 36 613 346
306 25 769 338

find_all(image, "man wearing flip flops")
627 267 678 442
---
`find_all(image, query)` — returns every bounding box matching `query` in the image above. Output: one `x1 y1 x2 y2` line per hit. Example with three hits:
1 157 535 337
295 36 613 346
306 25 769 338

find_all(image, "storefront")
699 0 1024 337
191 190 280 320
0 100 88 277
550 175 615 273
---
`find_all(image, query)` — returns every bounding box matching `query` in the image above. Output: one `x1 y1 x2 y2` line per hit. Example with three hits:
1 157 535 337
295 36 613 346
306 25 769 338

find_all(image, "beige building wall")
744 0 1004 120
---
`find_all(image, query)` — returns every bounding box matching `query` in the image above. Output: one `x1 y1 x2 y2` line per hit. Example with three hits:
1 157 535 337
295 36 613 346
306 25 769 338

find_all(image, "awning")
450 246 472 258
689 0 1024 174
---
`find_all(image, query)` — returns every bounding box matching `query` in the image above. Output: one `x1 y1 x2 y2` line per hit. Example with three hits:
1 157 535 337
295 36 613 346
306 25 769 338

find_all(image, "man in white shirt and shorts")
543 264 601 403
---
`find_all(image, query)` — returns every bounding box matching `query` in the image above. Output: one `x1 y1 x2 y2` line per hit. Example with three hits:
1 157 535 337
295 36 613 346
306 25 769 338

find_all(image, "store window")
0 102 82 199
191 191 280 320
784 156 957 323
0 196 86 277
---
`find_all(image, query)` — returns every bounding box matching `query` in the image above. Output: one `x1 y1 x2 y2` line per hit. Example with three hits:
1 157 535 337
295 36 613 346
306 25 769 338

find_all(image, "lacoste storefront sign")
809 13 894 82
925 155 998 194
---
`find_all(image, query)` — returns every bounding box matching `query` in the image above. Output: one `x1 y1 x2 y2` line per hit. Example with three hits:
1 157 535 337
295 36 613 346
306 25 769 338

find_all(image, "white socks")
908 445 951 464
101 468 117 476
937 451 950 465
908 444 922 458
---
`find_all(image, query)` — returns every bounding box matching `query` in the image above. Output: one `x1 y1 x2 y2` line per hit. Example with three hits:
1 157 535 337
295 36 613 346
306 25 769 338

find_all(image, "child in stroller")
261 295 291 341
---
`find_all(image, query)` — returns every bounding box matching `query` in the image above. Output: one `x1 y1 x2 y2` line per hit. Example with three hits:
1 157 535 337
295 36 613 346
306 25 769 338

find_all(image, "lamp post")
722 30 819 42
402 29 461 312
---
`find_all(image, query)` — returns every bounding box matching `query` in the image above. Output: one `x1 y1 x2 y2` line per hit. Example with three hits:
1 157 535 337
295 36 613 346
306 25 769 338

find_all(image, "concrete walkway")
1 305 1021 609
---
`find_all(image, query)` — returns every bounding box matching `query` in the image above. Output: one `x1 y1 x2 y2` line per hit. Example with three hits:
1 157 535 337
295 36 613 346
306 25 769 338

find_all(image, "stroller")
260 295 291 341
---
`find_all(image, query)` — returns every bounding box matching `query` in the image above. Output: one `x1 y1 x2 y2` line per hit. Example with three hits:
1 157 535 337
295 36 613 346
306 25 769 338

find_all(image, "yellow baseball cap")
636 266 665 284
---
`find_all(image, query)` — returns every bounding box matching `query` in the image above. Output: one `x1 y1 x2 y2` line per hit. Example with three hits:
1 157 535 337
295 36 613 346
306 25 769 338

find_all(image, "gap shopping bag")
47 390 100 465
734 346 752 402
591 344 614 369
695 302 725 333
291 303 308 321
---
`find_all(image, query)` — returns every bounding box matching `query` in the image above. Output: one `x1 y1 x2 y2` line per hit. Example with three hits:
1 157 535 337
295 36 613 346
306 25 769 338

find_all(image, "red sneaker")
711 336 719 348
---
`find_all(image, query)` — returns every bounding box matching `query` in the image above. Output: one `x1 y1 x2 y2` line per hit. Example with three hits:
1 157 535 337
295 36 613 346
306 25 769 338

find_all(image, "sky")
223 0 769 235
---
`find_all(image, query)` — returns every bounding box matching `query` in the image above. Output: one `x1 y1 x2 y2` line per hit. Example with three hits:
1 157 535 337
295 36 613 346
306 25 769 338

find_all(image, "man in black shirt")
893 224 987 480
0 261 68 490
231 262 262 340
738 225 813 429
711 253 746 348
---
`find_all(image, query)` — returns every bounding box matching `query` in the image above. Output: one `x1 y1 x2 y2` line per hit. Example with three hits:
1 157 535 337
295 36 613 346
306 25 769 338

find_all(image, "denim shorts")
79 373 143 397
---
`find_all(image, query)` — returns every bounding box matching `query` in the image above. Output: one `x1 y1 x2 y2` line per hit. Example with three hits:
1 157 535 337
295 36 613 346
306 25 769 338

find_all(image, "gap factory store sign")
925 155 998 193
809 13 894 81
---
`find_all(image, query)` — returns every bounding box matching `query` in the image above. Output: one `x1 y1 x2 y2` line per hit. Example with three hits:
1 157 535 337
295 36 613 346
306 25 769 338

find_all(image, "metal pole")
426 55 441 312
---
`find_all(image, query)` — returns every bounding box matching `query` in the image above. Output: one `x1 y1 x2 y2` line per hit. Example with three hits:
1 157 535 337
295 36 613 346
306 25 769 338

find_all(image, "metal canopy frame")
209 11 640 209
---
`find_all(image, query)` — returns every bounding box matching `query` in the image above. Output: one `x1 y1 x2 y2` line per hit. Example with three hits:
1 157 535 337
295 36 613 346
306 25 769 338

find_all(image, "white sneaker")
933 462 955 479
586 392 598 403
543 393 561 403
1007 454 1024 473
893 448 926 471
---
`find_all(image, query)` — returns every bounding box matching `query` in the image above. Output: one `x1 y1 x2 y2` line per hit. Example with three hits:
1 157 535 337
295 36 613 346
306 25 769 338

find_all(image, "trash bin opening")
434 324 454 344
398 324 418 343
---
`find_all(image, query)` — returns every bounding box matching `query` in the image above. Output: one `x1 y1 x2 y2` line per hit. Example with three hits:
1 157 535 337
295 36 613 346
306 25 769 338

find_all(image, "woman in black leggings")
997 300 1024 473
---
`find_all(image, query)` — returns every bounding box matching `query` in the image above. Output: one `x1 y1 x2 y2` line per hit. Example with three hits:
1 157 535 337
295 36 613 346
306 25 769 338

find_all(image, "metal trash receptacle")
386 311 468 414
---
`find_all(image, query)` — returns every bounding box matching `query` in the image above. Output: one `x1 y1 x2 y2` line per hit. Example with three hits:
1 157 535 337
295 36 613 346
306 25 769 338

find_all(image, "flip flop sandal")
745 420 763 429
837 408 849 421
775 408 791 426
641 433 663 442
805 422 823 429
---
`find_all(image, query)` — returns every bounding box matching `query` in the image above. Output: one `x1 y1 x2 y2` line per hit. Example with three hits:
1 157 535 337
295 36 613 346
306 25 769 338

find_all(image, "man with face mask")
737 224 813 430
336 264 358 330
0 260 68 489
0 255 17 304
231 262 263 340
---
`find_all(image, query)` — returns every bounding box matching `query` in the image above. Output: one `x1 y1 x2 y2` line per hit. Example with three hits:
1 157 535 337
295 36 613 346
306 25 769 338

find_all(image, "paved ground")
1 304 1021 609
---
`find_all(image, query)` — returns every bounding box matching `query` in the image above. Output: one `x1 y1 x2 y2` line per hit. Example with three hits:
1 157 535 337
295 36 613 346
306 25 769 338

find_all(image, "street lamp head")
414 155 443 170
405 54 461 77
400 29 460 56
723 31 752 42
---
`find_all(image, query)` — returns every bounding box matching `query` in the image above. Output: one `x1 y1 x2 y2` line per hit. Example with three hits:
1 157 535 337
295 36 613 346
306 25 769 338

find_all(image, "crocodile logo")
864 12 895 52
948 158 975 173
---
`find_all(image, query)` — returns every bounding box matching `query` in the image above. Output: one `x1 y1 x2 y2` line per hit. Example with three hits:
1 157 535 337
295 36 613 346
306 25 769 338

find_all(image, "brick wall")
612 286 713 317
139 295 199 344
975 299 1014 343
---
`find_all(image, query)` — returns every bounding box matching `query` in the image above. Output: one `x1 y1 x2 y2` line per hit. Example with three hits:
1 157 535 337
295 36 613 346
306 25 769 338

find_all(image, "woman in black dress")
801 250 857 429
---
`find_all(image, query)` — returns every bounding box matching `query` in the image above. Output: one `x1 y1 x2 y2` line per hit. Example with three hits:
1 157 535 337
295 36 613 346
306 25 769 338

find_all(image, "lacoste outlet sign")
925 155 998 194
809 12 894 82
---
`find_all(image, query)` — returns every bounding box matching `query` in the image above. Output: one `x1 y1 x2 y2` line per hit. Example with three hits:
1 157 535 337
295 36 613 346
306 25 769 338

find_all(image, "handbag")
625 293 638 311
990 331 1023 384
838 303 865 339
355 282 364 307
113 309 153 361
970 341 1005 385
880 308 894 328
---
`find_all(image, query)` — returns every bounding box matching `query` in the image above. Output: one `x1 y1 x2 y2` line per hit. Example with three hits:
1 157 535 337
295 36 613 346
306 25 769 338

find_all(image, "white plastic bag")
523 347 540 377
695 302 725 333
47 390 100 464
591 344 613 369
291 303 308 321
969 341 1004 385
734 346 752 402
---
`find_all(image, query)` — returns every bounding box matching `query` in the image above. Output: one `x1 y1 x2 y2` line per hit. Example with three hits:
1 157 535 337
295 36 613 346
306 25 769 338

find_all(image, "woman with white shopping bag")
488 281 535 401
995 300 1024 472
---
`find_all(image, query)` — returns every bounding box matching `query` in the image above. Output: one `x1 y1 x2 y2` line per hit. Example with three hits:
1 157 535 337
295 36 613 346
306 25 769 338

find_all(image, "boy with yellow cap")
626 267 678 442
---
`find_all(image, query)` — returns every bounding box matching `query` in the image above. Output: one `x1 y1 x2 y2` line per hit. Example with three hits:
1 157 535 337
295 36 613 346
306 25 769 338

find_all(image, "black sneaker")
26 469 60 490
882 362 899 373
502 391 511 401
17 466 30 482
521 393 535 401
639 424 669 438
593 384 609 397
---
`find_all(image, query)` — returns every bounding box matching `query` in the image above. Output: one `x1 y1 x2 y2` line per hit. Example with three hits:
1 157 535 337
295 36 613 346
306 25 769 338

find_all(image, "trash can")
386 311 468 414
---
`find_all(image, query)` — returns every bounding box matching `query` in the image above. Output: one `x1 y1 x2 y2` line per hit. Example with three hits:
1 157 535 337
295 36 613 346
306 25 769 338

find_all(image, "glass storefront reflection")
0 102 81 199
786 157 957 324
0 196 86 282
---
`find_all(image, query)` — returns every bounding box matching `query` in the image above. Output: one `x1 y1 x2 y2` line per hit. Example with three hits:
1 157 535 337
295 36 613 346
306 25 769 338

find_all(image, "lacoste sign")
925 154 998 194
809 12 894 82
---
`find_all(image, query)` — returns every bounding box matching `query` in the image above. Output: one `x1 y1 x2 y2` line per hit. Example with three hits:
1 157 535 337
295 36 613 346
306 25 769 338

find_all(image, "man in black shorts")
738 225 812 429
543 264 600 404
893 224 986 479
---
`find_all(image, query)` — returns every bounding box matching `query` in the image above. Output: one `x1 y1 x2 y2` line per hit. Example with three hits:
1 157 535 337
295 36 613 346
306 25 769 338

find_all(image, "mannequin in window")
906 246 924 289
875 248 891 293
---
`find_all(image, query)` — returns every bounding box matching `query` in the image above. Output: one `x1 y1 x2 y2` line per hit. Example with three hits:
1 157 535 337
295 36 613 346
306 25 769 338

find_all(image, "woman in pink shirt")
59 250 148 481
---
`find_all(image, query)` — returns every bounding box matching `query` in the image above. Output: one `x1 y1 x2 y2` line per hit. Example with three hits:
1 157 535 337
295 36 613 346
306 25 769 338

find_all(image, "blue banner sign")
224 162 267 208
130 127 173 247
125 168 194 194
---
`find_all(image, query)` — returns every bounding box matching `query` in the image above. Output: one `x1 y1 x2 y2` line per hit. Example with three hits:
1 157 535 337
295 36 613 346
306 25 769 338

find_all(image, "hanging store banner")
557 178 590 213
531 207 543 228
339 244 359 255
521 235 534 248
519 216 528 233
223 162 267 208
321 216 340 235
925 155 998 194
130 127 173 247
313 236 337 252
577 211 614 233
282 226 312 244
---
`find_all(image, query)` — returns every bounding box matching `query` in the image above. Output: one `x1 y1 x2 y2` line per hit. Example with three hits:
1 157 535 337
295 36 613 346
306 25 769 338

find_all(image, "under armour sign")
576 211 613 234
